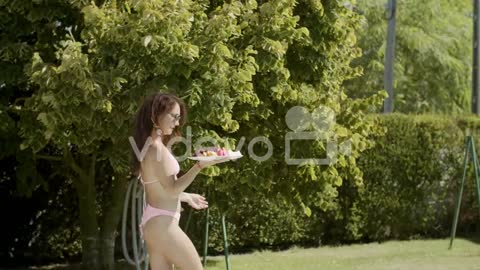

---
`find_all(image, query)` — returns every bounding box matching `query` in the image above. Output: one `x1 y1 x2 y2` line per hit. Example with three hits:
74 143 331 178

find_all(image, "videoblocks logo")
129 105 352 165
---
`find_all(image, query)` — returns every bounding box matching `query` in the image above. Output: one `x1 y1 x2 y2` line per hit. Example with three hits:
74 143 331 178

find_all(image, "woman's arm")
180 192 209 210
179 192 190 202
168 159 229 195
152 139 229 195
150 140 203 195
169 164 202 195
184 193 208 210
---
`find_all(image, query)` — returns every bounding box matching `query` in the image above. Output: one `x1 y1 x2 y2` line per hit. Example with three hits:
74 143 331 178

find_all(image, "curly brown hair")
131 93 187 174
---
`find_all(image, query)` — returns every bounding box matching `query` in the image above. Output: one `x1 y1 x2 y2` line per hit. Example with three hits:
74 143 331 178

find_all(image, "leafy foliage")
353 114 474 240
345 0 472 113
188 114 480 249
5 0 384 266
21 0 383 214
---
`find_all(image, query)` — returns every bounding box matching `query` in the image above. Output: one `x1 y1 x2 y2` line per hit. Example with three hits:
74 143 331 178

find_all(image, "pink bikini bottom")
140 204 181 234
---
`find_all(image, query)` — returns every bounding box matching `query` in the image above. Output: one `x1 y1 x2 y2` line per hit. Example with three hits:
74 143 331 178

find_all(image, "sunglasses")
169 113 181 122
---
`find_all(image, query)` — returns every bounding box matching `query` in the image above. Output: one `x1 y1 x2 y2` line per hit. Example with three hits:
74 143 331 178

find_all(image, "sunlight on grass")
204 238 480 270
23 238 480 270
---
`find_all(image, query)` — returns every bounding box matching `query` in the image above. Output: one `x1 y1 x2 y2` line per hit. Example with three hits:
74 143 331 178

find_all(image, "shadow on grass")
463 235 480 245
448 230 480 246
204 259 223 268
23 261 135 270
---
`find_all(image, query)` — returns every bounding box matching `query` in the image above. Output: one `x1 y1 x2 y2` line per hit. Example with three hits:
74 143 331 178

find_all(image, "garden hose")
121 177 149 270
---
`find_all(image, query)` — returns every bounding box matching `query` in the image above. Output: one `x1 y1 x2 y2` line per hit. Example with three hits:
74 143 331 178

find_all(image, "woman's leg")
148 253 172 270
144 218 174 270
161 225 203 270
143 217 202 270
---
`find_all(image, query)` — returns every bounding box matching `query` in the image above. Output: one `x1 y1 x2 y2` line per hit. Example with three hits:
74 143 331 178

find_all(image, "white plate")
188 151 243 161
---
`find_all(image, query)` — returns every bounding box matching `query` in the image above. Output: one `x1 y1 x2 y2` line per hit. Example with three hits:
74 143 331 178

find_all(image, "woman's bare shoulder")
144 138 169 163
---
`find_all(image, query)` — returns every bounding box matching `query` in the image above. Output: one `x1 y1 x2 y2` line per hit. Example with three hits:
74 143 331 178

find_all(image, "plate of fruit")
188 147 243 161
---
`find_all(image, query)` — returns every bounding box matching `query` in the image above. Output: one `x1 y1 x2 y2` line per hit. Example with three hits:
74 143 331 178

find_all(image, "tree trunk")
100 173 129 270
100 235 116 270
65 151 130 270
76 173 100 270
67 151 100 270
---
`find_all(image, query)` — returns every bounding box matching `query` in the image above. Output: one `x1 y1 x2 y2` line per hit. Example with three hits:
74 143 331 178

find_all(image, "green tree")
12 0 384 268
345 0 471 113
0 0 82 162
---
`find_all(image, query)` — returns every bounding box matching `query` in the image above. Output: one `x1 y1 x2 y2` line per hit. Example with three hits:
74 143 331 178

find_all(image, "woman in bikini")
132 93 228 270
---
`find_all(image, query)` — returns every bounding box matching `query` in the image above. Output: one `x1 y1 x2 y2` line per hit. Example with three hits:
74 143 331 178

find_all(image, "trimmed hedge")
352 114 467 240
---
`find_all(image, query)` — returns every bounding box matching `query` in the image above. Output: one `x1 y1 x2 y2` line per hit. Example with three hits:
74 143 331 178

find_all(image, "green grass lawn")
23 238 480 270
203 238 480 270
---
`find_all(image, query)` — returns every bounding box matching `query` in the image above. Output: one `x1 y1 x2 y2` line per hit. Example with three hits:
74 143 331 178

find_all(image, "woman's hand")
185 193 208 210
197 156 230 169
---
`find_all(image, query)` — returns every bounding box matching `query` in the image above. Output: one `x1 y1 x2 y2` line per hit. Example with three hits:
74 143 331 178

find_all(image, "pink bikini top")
162 148 180 177
140 147 180 185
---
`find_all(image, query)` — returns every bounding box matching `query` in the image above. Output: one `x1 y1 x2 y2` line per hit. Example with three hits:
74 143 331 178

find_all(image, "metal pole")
449 136 471 249
473 0 480 114
472 137 480 219
221 214 231 270
184 207 193 234
383 0 396 113
202 207 210 267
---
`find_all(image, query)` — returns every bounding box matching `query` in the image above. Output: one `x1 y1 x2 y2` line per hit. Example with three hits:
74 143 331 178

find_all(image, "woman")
132 93 227 270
